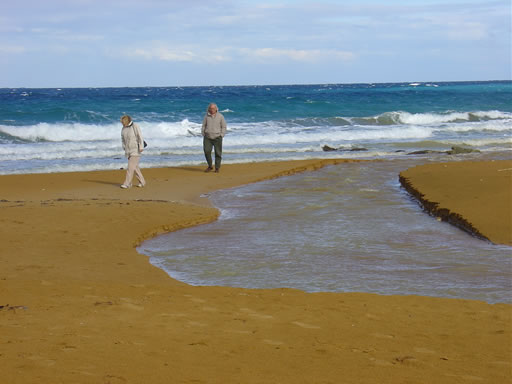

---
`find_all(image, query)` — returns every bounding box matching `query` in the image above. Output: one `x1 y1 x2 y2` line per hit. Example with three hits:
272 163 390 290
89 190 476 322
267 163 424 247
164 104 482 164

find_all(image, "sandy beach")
1 159 510 384
400 159 512 246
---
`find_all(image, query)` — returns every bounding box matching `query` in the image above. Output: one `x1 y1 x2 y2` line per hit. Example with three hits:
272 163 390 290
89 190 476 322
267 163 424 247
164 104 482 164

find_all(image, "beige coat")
201 112 227 139
121 123 144 158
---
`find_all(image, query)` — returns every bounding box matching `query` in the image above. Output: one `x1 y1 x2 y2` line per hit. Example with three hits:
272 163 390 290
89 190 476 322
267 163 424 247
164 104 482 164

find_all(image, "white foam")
1 108 511 174
436 120 511 133
0 119 203 142
443 137 512 147
396 110 512 125
1 110 509 144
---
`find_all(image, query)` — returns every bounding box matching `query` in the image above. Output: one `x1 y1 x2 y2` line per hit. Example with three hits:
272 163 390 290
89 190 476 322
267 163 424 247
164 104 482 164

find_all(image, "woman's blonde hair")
120 115 132 126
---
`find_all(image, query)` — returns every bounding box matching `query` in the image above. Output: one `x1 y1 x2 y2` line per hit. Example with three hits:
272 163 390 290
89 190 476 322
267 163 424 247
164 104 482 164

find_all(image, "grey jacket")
201 112 227 139
121 122 144 157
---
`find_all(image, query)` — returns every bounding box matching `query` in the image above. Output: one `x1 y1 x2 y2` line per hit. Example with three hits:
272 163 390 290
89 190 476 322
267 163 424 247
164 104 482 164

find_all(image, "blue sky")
1 0 510 87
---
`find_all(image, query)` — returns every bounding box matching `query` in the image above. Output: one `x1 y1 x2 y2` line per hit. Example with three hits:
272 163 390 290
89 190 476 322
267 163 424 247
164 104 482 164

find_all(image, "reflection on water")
139 156 512 304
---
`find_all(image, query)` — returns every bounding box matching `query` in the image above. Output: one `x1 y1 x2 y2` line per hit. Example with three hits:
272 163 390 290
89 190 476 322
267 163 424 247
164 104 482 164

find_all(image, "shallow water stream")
139 157 511 304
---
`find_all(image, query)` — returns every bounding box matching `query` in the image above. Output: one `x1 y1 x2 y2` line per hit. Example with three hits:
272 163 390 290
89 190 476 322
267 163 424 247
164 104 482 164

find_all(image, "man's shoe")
214 168 220 173
204 167 213 173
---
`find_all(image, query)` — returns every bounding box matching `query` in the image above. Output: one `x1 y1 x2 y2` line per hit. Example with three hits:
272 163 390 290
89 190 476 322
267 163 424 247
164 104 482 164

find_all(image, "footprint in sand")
414 347 436 354
239 308 274 320
393 356 419 365
26 355 57 367
249 313 274 320
119 299 144 311
184 295 206 304
491 361 511 367
372 332 395 339
187 321 207 327
103 375 127 383
159 313 186 318
292 321 320 329
121 303 144 311
263 339 284 346
60 343 78 352
371 358 394 367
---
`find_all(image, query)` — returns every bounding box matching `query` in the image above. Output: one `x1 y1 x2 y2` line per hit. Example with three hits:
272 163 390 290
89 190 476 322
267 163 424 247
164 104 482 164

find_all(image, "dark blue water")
2 81 511 123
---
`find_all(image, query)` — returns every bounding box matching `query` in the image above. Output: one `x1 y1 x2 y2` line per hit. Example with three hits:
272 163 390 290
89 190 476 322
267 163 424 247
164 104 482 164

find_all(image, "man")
201 102 227 173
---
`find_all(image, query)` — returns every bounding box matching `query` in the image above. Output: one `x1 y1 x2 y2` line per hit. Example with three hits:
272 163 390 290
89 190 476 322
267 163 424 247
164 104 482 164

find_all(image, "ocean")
2 81 511 303
0 81 511 174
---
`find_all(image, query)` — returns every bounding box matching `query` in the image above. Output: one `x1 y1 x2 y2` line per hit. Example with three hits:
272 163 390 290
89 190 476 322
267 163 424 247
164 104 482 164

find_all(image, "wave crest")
352 110 511 126
1 110 510 144
0 119 203 142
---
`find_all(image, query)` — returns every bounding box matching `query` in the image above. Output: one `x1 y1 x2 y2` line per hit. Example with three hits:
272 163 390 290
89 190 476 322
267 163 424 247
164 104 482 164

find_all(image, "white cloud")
28 27 104 42
0 45 26 54
133 48 196 62
444 21 488 40
240 48 355 62
126 46 355 64
0 0 509 86
130 46 231 63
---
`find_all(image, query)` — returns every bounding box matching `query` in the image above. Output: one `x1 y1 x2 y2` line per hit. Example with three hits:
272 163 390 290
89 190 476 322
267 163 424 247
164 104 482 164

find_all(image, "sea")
2 81 511 303
0 81 511 174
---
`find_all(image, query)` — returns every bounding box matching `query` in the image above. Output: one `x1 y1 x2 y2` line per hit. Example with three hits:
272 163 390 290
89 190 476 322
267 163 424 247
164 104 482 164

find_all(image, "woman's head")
120 115 132 127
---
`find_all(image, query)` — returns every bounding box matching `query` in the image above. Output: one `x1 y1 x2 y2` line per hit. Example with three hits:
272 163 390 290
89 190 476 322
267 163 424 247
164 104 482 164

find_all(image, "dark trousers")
203 136 223 169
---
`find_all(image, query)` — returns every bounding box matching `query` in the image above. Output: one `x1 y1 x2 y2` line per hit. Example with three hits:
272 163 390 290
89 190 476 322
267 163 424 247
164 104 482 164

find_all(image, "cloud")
443 21 489 40
0 0 509 87
132 48 197 62
240 48 355 62
0 45 26 54
127 45 355 64
29 27 104 42
130 46 231 63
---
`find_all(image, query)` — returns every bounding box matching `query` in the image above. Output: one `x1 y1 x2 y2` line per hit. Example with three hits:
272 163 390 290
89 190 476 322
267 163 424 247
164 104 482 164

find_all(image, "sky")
0 0 510 87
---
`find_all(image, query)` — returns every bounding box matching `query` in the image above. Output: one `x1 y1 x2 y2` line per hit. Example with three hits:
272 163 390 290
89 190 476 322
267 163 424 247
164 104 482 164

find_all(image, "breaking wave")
1 110 510 144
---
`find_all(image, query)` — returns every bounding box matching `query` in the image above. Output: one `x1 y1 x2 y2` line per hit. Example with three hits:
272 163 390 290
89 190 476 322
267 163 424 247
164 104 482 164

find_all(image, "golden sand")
1 159 510 383
400 159 512 245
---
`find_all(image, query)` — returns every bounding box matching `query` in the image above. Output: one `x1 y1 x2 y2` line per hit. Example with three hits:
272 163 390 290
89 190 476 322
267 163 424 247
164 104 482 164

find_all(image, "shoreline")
1 158 510 383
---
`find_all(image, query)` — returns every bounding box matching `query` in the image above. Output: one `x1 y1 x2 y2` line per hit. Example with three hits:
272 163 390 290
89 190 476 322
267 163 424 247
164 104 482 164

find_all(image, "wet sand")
1 159 510 383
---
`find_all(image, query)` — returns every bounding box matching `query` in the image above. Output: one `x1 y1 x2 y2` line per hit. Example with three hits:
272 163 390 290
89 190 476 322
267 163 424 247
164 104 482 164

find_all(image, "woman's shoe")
120 184 129 189
136 183 145 188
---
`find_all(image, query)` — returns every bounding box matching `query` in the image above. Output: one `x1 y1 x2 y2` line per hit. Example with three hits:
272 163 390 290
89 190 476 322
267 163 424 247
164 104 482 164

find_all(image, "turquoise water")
0 81 510 174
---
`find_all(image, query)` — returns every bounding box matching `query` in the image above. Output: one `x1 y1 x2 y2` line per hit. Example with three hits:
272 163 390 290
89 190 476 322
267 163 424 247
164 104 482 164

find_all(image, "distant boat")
409 83 421 86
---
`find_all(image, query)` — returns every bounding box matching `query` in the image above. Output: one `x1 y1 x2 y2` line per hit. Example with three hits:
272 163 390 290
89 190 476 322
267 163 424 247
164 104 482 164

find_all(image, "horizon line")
1 79 511 90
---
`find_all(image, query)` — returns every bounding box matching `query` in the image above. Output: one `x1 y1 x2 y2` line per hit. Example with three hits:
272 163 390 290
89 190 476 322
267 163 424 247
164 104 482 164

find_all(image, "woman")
120 115 146 189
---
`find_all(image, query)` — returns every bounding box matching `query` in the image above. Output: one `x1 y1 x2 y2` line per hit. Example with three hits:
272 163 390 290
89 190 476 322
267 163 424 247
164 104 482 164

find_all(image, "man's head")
208 103 218 115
